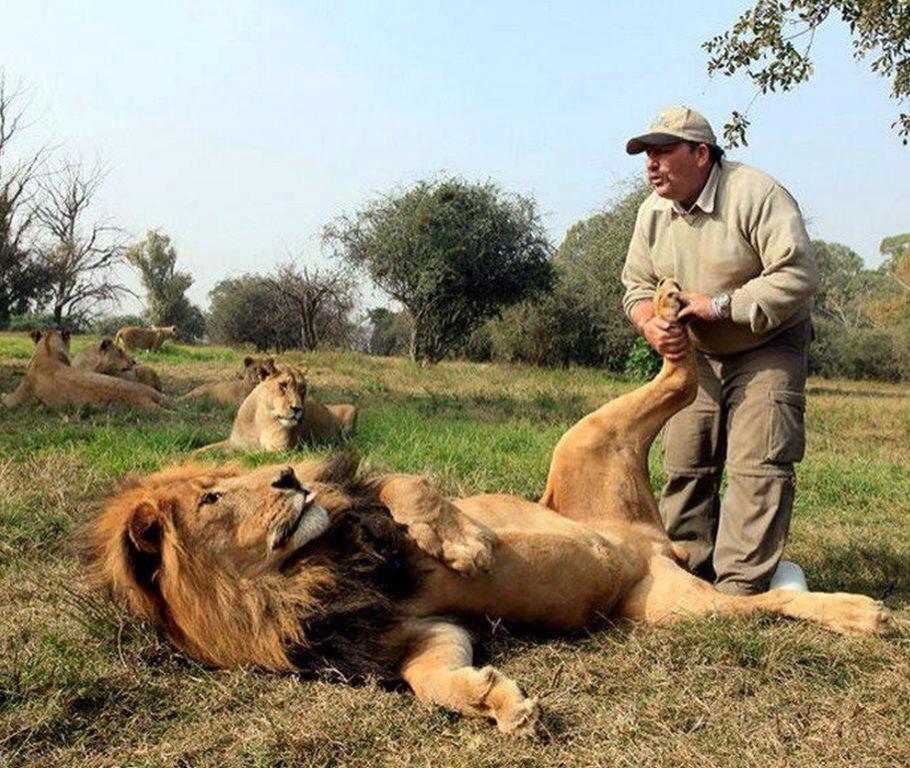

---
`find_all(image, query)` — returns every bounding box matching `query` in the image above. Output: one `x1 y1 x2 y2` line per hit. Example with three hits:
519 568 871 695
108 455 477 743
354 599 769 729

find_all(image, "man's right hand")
641 316 689 361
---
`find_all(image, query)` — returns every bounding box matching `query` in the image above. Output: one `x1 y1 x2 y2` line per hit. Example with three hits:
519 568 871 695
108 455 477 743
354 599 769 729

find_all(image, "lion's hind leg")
620 554 892 636
399 618 540 737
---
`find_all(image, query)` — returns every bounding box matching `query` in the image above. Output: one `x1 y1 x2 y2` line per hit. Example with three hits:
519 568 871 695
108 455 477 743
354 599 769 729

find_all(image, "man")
621 106 818 596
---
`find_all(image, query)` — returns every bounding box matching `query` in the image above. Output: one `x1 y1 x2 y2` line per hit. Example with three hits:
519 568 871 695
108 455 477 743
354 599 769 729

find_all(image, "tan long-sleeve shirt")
621 161 818 355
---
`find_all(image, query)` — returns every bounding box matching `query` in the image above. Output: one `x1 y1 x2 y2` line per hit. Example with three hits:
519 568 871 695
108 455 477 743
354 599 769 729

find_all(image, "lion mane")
87 455 418 680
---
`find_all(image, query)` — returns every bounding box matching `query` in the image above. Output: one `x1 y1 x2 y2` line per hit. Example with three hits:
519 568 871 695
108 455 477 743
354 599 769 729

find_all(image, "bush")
91 314 147 337
6 312 58 332
624 336 662 380
810 319 908 381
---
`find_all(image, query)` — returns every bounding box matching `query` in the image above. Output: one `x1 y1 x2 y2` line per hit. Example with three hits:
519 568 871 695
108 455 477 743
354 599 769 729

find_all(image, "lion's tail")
191 439 235 456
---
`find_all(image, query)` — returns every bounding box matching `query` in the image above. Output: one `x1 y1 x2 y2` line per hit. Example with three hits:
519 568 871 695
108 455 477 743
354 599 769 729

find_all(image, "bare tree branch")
34 159 129 325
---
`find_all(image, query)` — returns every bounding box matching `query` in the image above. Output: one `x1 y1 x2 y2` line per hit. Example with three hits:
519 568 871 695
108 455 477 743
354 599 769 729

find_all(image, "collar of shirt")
653 162 721 216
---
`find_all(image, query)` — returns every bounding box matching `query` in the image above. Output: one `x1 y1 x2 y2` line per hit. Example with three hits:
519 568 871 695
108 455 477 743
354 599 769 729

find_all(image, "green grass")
1 332 908 767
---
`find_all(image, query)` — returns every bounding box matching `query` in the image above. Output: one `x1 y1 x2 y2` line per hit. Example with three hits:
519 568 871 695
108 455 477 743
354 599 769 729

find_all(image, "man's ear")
127 501 165 555
28 329 42 344
100 338 113 350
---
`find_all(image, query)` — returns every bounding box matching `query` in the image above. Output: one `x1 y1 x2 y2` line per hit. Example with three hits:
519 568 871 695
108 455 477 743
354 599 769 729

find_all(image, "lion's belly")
410 494 643 630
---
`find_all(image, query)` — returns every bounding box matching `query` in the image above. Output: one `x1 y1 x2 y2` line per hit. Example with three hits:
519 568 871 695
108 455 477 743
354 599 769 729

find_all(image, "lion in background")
90 281 892 736
114 325 177 353
195 363 357 453
72 338 163 391
3 329 170 411
178 355 277 406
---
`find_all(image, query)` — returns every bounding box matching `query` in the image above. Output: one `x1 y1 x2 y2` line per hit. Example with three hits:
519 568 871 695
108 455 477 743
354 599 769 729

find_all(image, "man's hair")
684 140 724 165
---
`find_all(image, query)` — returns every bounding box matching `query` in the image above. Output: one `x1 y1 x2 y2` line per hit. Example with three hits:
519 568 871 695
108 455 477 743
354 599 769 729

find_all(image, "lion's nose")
290 405 305 416
272 467 302 491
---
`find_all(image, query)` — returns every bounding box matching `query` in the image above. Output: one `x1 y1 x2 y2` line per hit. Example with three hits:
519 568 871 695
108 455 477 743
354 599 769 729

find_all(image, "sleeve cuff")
730 287 756 326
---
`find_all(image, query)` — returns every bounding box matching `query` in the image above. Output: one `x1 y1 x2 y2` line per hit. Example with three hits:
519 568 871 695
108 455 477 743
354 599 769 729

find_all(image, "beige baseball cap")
626 106 722 155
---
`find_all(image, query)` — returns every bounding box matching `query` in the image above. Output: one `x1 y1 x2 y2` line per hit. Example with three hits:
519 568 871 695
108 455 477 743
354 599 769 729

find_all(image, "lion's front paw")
409 514 495 575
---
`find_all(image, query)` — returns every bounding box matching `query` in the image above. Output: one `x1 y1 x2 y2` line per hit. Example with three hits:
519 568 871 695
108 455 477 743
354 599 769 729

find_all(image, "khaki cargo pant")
659 320 811 596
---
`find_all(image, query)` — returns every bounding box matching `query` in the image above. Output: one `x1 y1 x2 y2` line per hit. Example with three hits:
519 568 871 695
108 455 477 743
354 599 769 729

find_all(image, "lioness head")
91 464 332 668
654 278 683 323
30 328 72 364
96 338 136 373
259 365 308 427
242 355 278 387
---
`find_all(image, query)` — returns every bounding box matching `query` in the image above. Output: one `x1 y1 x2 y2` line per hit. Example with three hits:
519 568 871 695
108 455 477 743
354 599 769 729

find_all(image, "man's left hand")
677 292 716 323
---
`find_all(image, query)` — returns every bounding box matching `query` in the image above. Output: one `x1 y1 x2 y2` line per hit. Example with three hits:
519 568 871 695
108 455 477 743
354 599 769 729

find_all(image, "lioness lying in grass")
2 329 170 411
90 281 892 737
195 363 357 453
72 338 163 391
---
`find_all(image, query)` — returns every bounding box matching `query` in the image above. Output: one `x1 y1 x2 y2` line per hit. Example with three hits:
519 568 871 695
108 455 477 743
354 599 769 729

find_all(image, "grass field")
1 332 908 767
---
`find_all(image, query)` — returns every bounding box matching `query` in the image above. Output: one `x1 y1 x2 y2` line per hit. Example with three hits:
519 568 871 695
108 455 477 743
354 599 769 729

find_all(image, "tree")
365 307 411 356
34 161 129 325
810 239 869 328
264 262 357 351
126 230 205 341
555 181 651 368
0 74 51 327
324 177 553 363
704 1 910 146
879 232 910 290
867 233 910 329
207 274 300 352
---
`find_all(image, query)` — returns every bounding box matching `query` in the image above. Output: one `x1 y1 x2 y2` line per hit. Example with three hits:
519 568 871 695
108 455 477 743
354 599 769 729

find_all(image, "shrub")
624 335 662 381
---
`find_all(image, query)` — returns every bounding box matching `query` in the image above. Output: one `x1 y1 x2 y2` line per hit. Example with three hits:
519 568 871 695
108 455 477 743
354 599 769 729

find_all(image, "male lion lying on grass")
90 281 891 736
2 329 170 411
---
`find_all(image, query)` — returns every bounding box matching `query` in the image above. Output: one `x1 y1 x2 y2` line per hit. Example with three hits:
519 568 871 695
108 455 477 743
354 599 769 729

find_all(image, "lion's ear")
100 338 113 350
28 329 42 344
243 356 254 367
296 362 309 376
127 501 164 555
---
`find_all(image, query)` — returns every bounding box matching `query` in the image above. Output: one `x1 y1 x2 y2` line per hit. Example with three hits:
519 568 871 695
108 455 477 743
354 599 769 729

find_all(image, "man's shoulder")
721 161 789 200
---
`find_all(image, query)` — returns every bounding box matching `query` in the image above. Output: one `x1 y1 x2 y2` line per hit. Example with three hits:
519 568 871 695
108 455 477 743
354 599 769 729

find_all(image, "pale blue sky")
4 1 908 311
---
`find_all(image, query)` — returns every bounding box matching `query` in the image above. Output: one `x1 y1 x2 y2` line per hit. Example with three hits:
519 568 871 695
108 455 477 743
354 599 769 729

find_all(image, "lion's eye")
199 492 222 506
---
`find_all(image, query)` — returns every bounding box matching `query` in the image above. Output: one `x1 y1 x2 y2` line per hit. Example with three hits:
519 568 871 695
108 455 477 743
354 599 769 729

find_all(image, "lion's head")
30 328 72 364
258 365 308 427
242 355 278 387
94 338 137 374
89 457 416 677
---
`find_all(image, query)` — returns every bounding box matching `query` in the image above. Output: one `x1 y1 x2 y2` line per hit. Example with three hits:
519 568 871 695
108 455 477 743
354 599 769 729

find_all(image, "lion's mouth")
268 491 329 555
277 411 303 427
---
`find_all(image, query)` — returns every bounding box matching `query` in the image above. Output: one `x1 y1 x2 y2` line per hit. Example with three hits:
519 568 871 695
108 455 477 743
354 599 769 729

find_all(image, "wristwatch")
710 292 732 320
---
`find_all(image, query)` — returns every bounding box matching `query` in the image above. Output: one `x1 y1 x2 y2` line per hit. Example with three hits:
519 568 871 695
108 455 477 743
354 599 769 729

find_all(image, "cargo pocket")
766 390 806 464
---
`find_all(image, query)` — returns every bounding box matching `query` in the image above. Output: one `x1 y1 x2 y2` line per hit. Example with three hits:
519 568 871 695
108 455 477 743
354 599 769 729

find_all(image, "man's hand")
641 316 689 361
677 292 716 323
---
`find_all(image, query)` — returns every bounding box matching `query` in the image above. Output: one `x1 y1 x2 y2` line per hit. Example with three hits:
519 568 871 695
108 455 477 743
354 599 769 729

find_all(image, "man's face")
644 142 709 203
